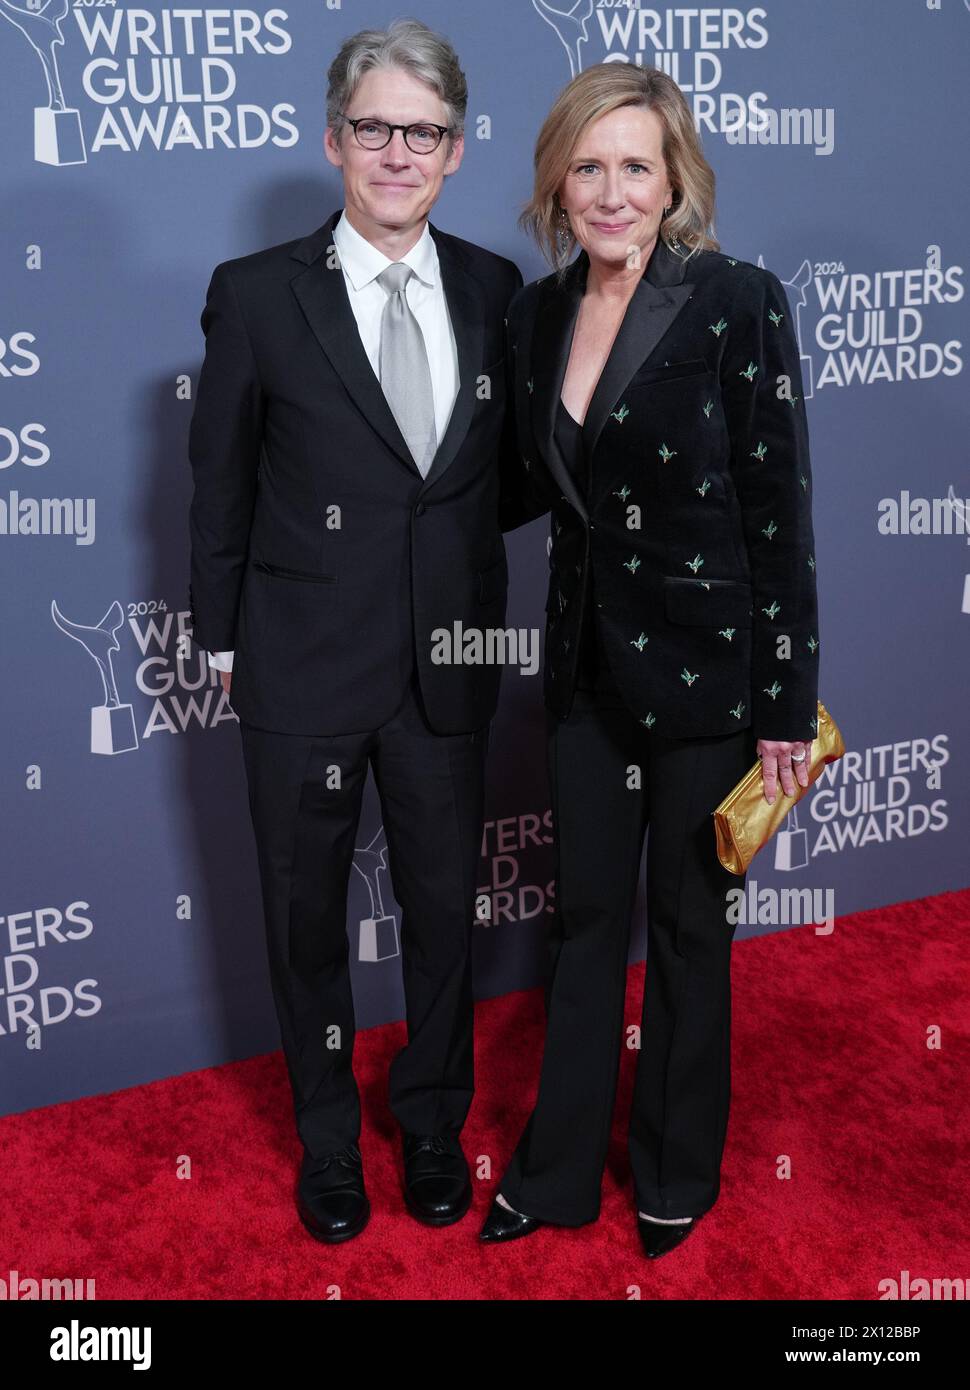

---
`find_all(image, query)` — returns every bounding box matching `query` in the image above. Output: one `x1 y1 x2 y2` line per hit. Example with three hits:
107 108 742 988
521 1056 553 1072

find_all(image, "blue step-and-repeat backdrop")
1 1 968 1115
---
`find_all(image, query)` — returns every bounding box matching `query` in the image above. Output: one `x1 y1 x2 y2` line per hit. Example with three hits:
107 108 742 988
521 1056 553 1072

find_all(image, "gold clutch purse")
712 700 845 875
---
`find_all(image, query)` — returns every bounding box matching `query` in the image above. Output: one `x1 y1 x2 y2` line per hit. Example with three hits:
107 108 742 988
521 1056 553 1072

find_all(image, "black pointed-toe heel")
636 1213 701 1259
479 1193 545 1243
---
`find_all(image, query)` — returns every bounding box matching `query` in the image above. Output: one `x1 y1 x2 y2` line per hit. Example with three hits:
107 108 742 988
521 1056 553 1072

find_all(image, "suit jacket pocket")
663 574 753 627
626 357 711 391
253 559 337 585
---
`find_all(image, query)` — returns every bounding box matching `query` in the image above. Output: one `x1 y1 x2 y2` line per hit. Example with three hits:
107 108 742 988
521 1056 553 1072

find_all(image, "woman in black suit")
487 64 820 1258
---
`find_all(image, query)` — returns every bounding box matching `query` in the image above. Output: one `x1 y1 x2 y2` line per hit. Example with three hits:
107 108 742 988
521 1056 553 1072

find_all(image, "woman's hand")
756 739 812 805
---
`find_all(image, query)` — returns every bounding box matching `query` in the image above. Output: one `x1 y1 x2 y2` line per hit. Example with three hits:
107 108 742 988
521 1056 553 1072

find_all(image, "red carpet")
2 890 967 1300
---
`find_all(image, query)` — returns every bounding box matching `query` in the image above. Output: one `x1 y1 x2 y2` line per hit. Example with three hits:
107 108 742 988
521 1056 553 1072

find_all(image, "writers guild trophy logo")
1 0 86 166
533 0 593 78
773 801 809 873
946 486 970 615
352 826 400 963
757 254 816 401
51 599 138 755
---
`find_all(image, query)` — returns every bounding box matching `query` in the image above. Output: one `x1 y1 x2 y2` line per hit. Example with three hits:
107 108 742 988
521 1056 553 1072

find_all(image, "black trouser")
499 686 756 1223
238 669 487 1160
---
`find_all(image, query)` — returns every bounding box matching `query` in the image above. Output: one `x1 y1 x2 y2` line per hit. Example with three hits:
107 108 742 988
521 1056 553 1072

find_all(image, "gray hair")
326 18 468 148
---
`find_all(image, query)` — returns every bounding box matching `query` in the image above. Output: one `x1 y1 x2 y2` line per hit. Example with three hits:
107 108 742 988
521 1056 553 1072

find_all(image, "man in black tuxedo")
187 20 523 1243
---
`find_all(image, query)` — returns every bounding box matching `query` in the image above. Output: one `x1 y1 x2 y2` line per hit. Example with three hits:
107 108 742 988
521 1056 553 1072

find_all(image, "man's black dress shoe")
296 1142 370 1244
636 1213 701 1259
479 1193 544 1243
401 1131 471 1226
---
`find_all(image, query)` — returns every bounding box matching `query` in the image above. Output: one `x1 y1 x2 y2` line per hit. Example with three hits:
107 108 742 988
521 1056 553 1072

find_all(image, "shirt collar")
332 209 438 291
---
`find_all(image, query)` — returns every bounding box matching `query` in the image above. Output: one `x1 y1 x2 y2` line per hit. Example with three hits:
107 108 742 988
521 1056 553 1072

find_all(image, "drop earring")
556 204 570 256
662 200 682 251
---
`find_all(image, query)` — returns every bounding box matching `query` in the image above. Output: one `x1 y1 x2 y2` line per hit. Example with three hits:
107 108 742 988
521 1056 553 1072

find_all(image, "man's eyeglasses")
340 115 450 154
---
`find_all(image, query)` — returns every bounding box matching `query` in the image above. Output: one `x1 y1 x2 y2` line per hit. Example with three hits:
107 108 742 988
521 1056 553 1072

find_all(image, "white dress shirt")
206 209 459 673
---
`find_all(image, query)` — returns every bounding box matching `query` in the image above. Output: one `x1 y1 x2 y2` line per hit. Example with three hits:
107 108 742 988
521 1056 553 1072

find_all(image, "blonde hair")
520 65 719 275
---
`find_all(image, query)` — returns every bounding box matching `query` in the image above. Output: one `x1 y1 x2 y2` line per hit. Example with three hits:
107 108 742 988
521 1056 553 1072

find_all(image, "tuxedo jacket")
188 208 521 736
499 237 821 742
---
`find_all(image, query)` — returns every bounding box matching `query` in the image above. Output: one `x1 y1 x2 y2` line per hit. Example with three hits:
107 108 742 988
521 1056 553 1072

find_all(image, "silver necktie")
377 262 437 477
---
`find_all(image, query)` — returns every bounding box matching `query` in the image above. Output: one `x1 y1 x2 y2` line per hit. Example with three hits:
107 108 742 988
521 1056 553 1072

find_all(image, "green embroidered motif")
761 520 777 540
787 394 801 408
751 441 768 461
709 317 728 337
613 484 631 501
810 714 819 734
763 681 782 700
686 553 704 573
681 668 700 686
807 555 816 571
718 628 736 641
526 377 533 395
696 478 711 496
762 600 781 619
623 555 641 574
799 474 808 491
729 700 745 719
630 632 648 651
768 308 784 327
703 399 714 418
640 712 656 728
739 361 758 382
611 403 630 424
658 442 677 462
726 258 738 266
697 581 711 590
807 634 819 653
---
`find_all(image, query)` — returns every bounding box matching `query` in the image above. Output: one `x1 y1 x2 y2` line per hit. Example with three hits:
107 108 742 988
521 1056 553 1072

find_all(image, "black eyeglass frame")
338 114 452 153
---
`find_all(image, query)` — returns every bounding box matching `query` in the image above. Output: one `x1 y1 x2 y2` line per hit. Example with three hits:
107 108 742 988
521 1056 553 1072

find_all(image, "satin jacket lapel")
583 240 696 460
530 237 697 519
421 223 484 492
530 256 588 520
